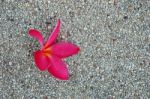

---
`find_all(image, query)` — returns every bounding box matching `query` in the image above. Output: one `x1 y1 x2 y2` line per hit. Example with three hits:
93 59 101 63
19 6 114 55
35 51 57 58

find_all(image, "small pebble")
9 62 12 66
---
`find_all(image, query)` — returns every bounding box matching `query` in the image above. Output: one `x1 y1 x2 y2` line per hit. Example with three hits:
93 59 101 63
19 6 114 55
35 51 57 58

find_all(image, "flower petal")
48 55 69 80
34 50 50 71
51 42 80 58
28 29 44 47
45 19 61 48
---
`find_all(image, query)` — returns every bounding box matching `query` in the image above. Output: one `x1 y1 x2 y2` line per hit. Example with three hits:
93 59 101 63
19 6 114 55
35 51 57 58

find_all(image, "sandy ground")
1 0 150 98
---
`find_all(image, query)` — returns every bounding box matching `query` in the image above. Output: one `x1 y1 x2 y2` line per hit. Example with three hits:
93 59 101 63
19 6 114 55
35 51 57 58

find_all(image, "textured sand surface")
1 0 150 98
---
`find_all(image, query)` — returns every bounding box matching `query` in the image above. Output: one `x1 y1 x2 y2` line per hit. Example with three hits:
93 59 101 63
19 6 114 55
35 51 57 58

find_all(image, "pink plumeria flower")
28 19 80 80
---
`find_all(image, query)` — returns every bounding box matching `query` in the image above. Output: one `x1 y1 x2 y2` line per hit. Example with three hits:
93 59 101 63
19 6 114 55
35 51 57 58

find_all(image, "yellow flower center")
43 47 52 57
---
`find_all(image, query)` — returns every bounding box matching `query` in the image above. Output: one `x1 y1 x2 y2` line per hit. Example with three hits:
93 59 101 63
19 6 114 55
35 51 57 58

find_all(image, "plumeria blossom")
28 19 80 80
